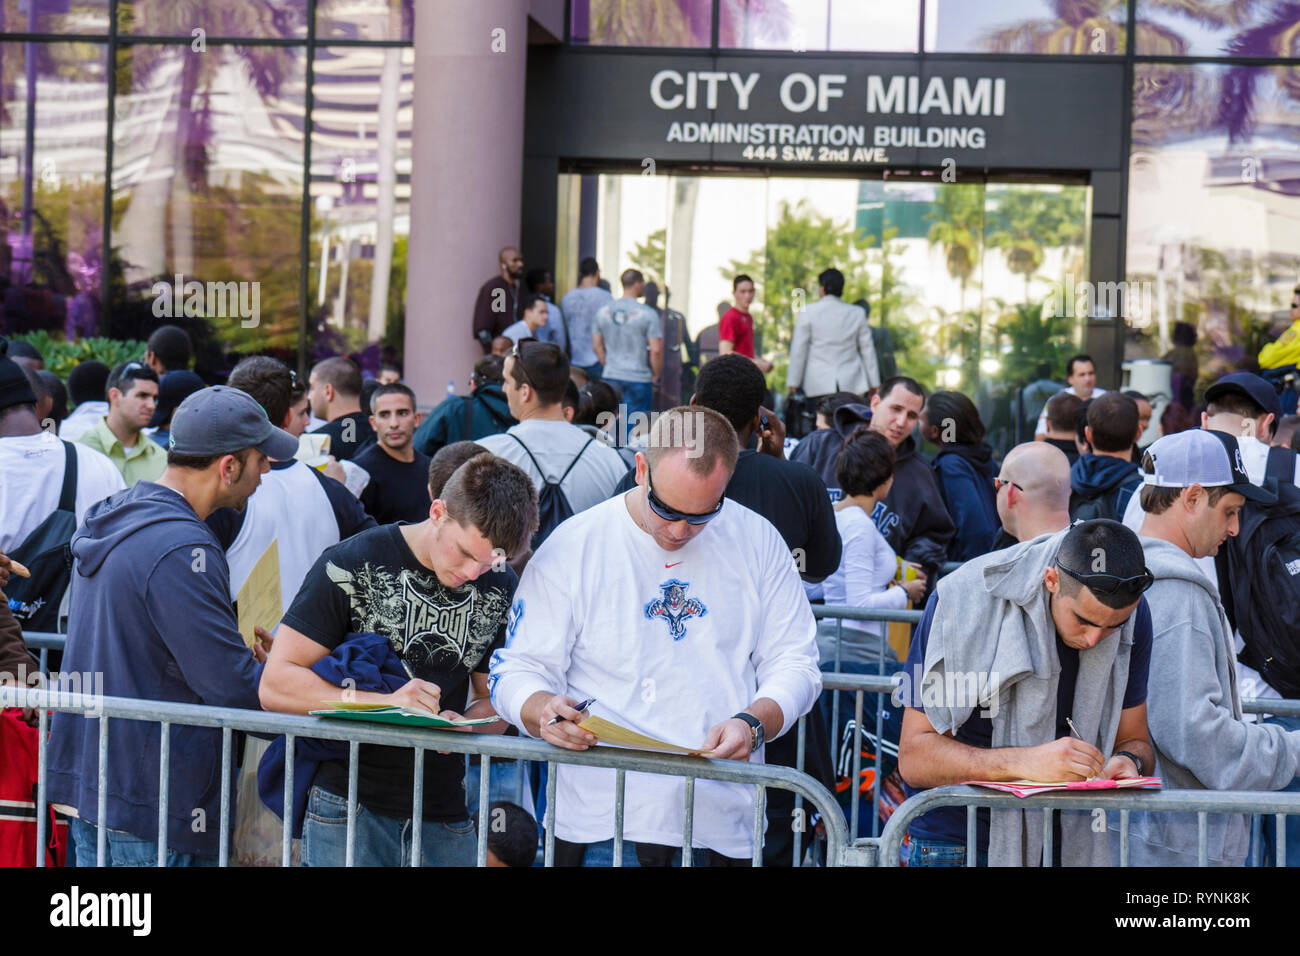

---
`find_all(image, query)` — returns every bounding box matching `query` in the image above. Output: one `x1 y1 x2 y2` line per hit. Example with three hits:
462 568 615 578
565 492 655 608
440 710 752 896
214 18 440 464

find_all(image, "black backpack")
1217 446 1300 697
7 441 77 634
509 434 594 550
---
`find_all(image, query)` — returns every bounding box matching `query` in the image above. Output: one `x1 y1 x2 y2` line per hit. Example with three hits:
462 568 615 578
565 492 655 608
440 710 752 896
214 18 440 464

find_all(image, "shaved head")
1002 442 1071 509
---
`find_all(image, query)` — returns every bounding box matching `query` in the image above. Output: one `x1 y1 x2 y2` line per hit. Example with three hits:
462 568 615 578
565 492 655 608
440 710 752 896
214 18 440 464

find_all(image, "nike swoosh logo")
665 561 683 568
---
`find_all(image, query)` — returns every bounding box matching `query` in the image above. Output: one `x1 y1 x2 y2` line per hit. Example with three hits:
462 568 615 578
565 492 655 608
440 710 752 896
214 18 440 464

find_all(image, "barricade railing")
871 784 1300 867
0 684 852 868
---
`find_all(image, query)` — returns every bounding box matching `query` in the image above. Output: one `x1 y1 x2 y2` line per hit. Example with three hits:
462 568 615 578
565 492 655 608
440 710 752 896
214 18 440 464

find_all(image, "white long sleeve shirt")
489 493 821 858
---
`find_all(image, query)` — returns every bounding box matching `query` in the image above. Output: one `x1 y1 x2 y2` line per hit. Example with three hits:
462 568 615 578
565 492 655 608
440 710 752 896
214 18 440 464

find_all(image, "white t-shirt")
488 493 822 858
59 402 109 442
1122 433 1298 707
0 431 126 552
478 419 629 516
501 319 538 344
818 506 908 664
1034 385 1108 437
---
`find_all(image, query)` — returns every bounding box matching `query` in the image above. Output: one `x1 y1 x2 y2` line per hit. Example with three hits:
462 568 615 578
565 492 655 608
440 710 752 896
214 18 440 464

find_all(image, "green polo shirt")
73 416 168 486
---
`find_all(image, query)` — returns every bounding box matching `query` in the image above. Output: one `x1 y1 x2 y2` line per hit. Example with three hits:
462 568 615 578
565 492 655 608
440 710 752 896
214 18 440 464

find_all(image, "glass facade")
0 0 412 378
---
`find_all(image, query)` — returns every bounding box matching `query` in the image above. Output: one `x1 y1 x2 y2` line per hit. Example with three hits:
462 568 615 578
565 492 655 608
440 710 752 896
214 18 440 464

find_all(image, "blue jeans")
578 362 603 380
608 379 653 420
905 837 988 867
464 758 536 822
68 817 217 867
300 786 476 867
1255 713 1300 867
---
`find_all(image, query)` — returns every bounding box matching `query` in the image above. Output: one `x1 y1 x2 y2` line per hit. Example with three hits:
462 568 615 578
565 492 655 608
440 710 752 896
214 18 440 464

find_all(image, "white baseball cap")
1141 429 1274 503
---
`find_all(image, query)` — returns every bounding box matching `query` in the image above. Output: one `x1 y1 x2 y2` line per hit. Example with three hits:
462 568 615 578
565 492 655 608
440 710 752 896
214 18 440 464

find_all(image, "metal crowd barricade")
873 784 1300 867
0 683 852 868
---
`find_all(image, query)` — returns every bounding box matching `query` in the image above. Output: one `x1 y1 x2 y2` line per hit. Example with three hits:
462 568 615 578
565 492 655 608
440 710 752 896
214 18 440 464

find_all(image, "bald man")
994 442 1072 547
474 246 526 350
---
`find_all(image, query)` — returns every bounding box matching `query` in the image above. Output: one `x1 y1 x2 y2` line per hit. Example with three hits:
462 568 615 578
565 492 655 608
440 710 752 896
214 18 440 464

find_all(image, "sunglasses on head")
509 338 538 389
1056 561 1154 597
645 463 724 525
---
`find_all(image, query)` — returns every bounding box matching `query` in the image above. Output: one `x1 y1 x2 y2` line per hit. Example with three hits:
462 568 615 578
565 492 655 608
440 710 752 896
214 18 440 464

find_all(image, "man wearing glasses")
488 406 822 866
1118 429 1300 866
897 518 1155 866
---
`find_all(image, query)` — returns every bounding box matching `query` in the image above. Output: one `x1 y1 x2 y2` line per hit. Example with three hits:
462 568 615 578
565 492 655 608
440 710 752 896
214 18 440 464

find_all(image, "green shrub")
8 331 147 381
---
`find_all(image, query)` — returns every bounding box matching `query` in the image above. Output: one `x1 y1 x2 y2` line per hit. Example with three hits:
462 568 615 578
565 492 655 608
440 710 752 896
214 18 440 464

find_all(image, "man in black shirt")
259 453 539 867
308 356 375 460
356 383 432 524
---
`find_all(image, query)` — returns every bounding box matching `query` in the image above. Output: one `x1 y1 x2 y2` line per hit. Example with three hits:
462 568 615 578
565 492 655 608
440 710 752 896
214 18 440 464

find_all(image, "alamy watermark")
891 664 1000 719
151 273 260 328
0 667 104 717
1043 273 1153 324
597 405 704 458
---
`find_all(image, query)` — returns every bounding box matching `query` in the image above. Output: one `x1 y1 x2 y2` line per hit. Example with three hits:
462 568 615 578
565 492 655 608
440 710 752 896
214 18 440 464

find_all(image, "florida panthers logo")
644 578 707 641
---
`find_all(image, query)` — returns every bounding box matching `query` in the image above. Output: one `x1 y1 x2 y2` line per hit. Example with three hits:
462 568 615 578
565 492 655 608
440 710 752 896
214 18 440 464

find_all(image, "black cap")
1204 372 1281 422
0 341 38 413
149 370 206 428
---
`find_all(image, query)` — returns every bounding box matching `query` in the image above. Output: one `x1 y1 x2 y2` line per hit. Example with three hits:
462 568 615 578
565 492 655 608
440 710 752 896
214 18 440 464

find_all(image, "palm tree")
925 183 984 313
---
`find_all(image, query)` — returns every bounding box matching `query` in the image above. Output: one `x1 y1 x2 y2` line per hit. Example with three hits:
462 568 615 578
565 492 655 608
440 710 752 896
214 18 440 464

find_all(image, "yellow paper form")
578 716 713 756
236 539 282 648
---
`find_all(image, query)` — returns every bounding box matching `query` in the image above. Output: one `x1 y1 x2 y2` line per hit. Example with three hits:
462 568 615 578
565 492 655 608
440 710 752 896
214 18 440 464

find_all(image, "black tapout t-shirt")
354 444 432 525
282 523 516 821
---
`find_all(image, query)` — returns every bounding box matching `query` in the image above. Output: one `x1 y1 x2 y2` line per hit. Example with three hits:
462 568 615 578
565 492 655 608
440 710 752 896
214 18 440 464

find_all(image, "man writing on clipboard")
488 406 822 866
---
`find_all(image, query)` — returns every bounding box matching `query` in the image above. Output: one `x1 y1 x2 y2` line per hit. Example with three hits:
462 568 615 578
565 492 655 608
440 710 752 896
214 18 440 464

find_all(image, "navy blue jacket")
932 443 1001 562
47 482 263 856
258 633 408 838
1069 453 1143 522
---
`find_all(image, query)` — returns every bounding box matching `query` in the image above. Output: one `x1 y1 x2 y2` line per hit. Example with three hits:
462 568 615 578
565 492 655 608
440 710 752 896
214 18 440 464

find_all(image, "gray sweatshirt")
1118 537 1300 866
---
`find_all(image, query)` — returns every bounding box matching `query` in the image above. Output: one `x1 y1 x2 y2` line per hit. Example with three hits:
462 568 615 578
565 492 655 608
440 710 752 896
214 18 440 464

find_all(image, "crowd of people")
3 250 1300 869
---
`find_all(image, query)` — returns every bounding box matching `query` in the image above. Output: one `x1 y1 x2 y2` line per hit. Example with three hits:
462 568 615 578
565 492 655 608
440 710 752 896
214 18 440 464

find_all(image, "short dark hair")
733 274 753 291
1074 399 1093 449
68 360 110 406
693 354 766 433
311 356 362 399
508 340 569 406
146 325 192 372
520 294 548 316
620 268 644 288
37 370 67 425
370 382 417 411
561 378 580 416
1055 519 1147 610
472 354 505 388
878 375 925 404
7 340 43 365
107 361 159 398
575 379 621 428
1138 450 1235 515
486 801 538 868
818 391 864 420
818 268 845 297
924 390 985 446
228 356 293 428
167 446 251 472
1122 389 1149 405
1046 391 1083 433
438 453 539 555
1206 390 1267 422
427 441 487 498
578 256 600 279
1086 392 1139 453
837 426 896 497
1065 354 1095 378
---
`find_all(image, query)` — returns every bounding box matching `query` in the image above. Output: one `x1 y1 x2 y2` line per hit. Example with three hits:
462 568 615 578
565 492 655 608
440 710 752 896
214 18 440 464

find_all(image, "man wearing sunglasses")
1118 429 1300 866
897 518 1155 866
489 406 822 866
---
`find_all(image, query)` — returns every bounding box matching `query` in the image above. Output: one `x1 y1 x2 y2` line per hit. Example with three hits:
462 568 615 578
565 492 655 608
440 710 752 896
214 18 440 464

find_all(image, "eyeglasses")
509 338 538 390
994 476 1024 494
645 464 724 525
1056 561 1155 597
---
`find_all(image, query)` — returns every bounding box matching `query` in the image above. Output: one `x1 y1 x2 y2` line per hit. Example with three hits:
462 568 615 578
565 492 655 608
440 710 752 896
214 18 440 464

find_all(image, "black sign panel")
527 50 1126 172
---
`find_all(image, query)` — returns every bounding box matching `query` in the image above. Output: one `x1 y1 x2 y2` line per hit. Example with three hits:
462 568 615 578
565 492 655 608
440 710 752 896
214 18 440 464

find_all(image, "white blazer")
787 295 881 397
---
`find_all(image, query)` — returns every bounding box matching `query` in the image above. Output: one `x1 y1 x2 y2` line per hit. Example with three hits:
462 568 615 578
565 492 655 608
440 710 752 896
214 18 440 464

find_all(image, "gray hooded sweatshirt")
922 529 1136 866
1116 537 1300 866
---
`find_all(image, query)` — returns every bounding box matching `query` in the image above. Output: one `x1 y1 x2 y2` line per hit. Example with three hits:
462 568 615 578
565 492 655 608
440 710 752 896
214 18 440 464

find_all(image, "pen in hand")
546 698 596 727
1066 717 1097 780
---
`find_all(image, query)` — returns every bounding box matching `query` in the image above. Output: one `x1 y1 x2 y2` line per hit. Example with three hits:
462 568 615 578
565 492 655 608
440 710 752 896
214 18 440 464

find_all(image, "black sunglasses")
1057 561 1154 597
994 476 1024 494
509 338 538 390
645 463 724 525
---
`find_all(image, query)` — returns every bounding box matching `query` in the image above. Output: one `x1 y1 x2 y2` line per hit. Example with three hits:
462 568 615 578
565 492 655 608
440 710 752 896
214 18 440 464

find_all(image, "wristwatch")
1114 749 1146 776
733 712 765 753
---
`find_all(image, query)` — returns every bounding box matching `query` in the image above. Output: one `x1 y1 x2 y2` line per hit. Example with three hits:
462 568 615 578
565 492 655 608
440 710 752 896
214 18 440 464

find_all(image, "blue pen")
546 697 596 726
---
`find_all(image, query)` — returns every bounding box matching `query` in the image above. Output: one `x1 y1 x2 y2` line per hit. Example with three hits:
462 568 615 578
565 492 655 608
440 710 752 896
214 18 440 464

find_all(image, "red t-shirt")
718 307 755 358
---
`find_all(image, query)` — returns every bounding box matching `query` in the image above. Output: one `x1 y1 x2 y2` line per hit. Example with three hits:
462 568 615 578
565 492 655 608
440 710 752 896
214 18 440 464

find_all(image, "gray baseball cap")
168 385 299 460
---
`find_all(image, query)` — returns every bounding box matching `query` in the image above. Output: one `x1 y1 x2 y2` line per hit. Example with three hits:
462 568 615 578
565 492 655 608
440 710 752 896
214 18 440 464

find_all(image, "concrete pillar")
406 0 529 408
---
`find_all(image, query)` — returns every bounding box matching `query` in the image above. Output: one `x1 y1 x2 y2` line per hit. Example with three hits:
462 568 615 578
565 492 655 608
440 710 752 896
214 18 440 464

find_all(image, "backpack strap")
1266 444 1296 483
56 440 78 514
508 433 548 478
509 434 594 484
558 437 596 483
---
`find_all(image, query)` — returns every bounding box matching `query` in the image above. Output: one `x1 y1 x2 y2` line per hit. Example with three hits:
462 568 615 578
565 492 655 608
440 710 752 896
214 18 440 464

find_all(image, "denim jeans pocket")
441 818 475 836
908 840 967 867
304 787 350 826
